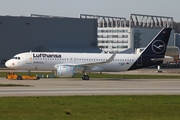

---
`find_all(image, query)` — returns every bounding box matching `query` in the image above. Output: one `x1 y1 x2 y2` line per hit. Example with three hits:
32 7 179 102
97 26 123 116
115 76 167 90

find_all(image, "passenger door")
26 54 32 64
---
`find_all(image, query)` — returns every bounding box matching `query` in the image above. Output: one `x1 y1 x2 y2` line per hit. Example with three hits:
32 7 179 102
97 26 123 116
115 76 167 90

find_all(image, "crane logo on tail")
152 40 165 54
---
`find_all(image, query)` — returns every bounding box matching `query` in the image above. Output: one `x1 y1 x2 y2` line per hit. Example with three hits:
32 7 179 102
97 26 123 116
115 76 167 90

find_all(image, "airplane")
5 28 173 80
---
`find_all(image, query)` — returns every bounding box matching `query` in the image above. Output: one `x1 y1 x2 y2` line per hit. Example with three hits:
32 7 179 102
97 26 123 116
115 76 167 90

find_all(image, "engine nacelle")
56 65 74 77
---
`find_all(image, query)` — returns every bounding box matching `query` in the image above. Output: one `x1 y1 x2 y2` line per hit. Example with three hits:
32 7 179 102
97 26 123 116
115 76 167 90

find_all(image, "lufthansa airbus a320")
5 28 173 80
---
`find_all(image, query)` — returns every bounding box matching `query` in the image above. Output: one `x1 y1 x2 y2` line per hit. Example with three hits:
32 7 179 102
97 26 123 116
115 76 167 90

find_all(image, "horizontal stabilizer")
151 56 174 63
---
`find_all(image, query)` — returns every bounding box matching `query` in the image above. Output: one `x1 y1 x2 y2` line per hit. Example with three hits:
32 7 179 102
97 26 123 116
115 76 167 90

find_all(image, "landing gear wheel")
84 75 89 80
17 76 22 80
82 75 85 80
82 75 89 80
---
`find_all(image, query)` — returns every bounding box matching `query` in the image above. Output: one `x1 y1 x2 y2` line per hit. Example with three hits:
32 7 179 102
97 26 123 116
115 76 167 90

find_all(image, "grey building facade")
0 15 97 64
80 14 174 53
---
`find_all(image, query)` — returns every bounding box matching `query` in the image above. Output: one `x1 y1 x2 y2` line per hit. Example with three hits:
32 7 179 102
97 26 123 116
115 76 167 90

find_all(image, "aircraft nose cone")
5 60 12 68
5 61 9 68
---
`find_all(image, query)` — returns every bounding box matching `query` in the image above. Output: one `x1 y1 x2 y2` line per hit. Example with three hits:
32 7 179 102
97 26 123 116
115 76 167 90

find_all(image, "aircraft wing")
54 52 116 70
76 51 116 67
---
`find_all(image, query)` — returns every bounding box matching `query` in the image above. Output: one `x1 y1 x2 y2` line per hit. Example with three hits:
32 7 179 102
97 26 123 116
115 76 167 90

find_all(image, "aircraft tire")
82 75 89 80
17 76 22 80
84 75 89 80
82 75 85 80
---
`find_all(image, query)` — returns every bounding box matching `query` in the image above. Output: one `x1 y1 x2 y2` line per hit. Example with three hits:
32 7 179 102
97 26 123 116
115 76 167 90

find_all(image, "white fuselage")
5 52 140 72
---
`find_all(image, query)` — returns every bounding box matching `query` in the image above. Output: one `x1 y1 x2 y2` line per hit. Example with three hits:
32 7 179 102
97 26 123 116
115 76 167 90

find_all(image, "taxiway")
0 77 180 96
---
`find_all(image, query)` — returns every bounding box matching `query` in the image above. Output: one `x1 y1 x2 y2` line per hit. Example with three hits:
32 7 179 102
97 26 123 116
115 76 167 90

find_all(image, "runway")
0 78 180 96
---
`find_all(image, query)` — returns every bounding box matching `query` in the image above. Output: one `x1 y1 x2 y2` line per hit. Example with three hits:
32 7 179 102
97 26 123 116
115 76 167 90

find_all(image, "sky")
0 0 179 22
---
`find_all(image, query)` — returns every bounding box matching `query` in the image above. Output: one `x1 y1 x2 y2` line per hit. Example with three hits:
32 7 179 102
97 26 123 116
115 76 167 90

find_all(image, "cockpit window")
12 57 20 60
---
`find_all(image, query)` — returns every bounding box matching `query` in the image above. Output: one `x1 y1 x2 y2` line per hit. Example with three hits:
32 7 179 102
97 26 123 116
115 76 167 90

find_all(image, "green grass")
75 73 180 79
1 72 180 79
0 95 180 120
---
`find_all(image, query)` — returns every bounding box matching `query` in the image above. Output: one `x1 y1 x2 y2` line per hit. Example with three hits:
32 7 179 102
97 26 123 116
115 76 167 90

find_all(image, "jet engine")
56 65 75 77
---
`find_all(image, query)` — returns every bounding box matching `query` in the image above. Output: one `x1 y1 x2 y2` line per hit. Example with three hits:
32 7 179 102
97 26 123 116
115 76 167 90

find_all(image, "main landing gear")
82 74 89 80
82 68 89 80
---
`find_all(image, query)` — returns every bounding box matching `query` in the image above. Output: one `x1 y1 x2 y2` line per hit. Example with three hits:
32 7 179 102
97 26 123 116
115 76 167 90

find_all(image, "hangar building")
0 14 98 65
